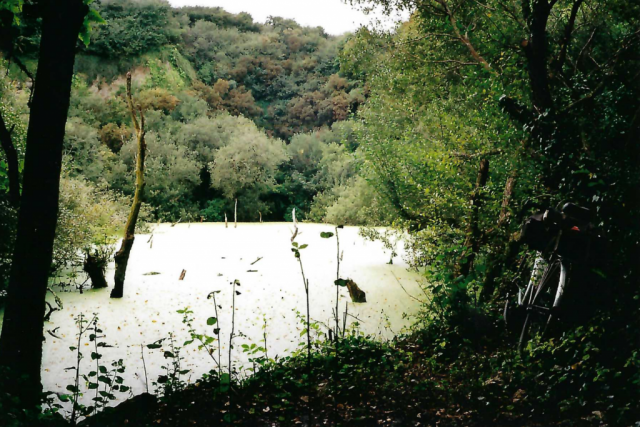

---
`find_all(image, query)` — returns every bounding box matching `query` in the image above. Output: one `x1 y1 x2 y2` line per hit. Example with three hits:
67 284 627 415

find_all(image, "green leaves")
0 0 23 25
219 373 231 393
291 241 308 258
207 317 218 326
321 231 335 238
147 338 165 350
335 279 348 287
79 9 106 48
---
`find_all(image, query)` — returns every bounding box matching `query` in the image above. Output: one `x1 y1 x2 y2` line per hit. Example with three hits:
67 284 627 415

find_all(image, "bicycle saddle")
561 203 591 223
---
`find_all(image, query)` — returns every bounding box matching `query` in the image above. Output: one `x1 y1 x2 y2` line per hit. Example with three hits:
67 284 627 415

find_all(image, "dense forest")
1 0 639 425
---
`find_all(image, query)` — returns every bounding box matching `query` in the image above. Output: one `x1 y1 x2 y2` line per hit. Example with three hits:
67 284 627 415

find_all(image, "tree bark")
459 159 489 277
111 72 146 298
498 175 517 228
0 113 20 207
522 0 554 115
480 173 518 302
0 0 88 408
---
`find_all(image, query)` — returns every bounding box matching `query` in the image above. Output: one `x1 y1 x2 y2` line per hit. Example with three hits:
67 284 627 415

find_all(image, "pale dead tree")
225 213 228 228
290 207 299 242
111 72 146 299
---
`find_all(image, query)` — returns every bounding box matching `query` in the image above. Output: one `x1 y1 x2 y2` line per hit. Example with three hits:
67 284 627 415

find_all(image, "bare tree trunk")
459 159 489 277
225 213 228 228
111 72 146 298
481 173 518 302
498 175 517 227
0 114 20 207
0 0 88 408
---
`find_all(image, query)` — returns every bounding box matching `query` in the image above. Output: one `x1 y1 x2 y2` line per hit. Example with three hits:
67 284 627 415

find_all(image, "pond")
0 222 425 409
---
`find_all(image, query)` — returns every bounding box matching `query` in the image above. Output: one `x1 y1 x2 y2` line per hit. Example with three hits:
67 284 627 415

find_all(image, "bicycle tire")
518 259 565 351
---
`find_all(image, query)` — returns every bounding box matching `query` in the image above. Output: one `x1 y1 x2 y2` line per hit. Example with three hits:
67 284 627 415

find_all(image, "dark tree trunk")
83 252 108 289
522 0 554 115
0 113 20 206
459 159 490 277
111 73 146 299
0 0 88 408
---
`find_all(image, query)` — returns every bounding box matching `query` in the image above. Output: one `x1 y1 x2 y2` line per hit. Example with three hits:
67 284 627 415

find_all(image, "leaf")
78 9 106 47
299 244 308 249
207 317 218 326
335 279 348 287
91 352 102 360
163 351 175 358
320 232 334 239
292 242 299 247
213 328 221 335
236 290 241 295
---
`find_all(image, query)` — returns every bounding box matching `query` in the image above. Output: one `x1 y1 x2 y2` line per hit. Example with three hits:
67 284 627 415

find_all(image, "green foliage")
60 314 130 423
53 174 134 273
146 333 190 400
86 0 177 57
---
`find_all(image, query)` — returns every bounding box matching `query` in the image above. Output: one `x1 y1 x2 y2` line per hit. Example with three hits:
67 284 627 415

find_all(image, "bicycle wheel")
518 259 566 351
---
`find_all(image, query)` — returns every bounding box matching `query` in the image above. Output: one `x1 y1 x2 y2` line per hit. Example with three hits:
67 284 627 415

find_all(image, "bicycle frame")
518 252 568 313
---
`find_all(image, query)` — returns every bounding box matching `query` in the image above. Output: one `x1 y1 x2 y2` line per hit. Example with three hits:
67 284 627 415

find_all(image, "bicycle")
504 202 596 351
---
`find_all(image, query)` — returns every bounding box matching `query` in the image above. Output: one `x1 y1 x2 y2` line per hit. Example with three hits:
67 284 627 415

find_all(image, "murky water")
0 223 425 409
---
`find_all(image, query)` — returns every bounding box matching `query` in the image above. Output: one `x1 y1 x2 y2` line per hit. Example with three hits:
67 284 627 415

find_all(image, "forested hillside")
2 0 368 226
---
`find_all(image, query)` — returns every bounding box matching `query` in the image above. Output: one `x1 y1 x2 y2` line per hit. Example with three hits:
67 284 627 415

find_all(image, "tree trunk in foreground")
111 73 146 298
0 0 88 408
